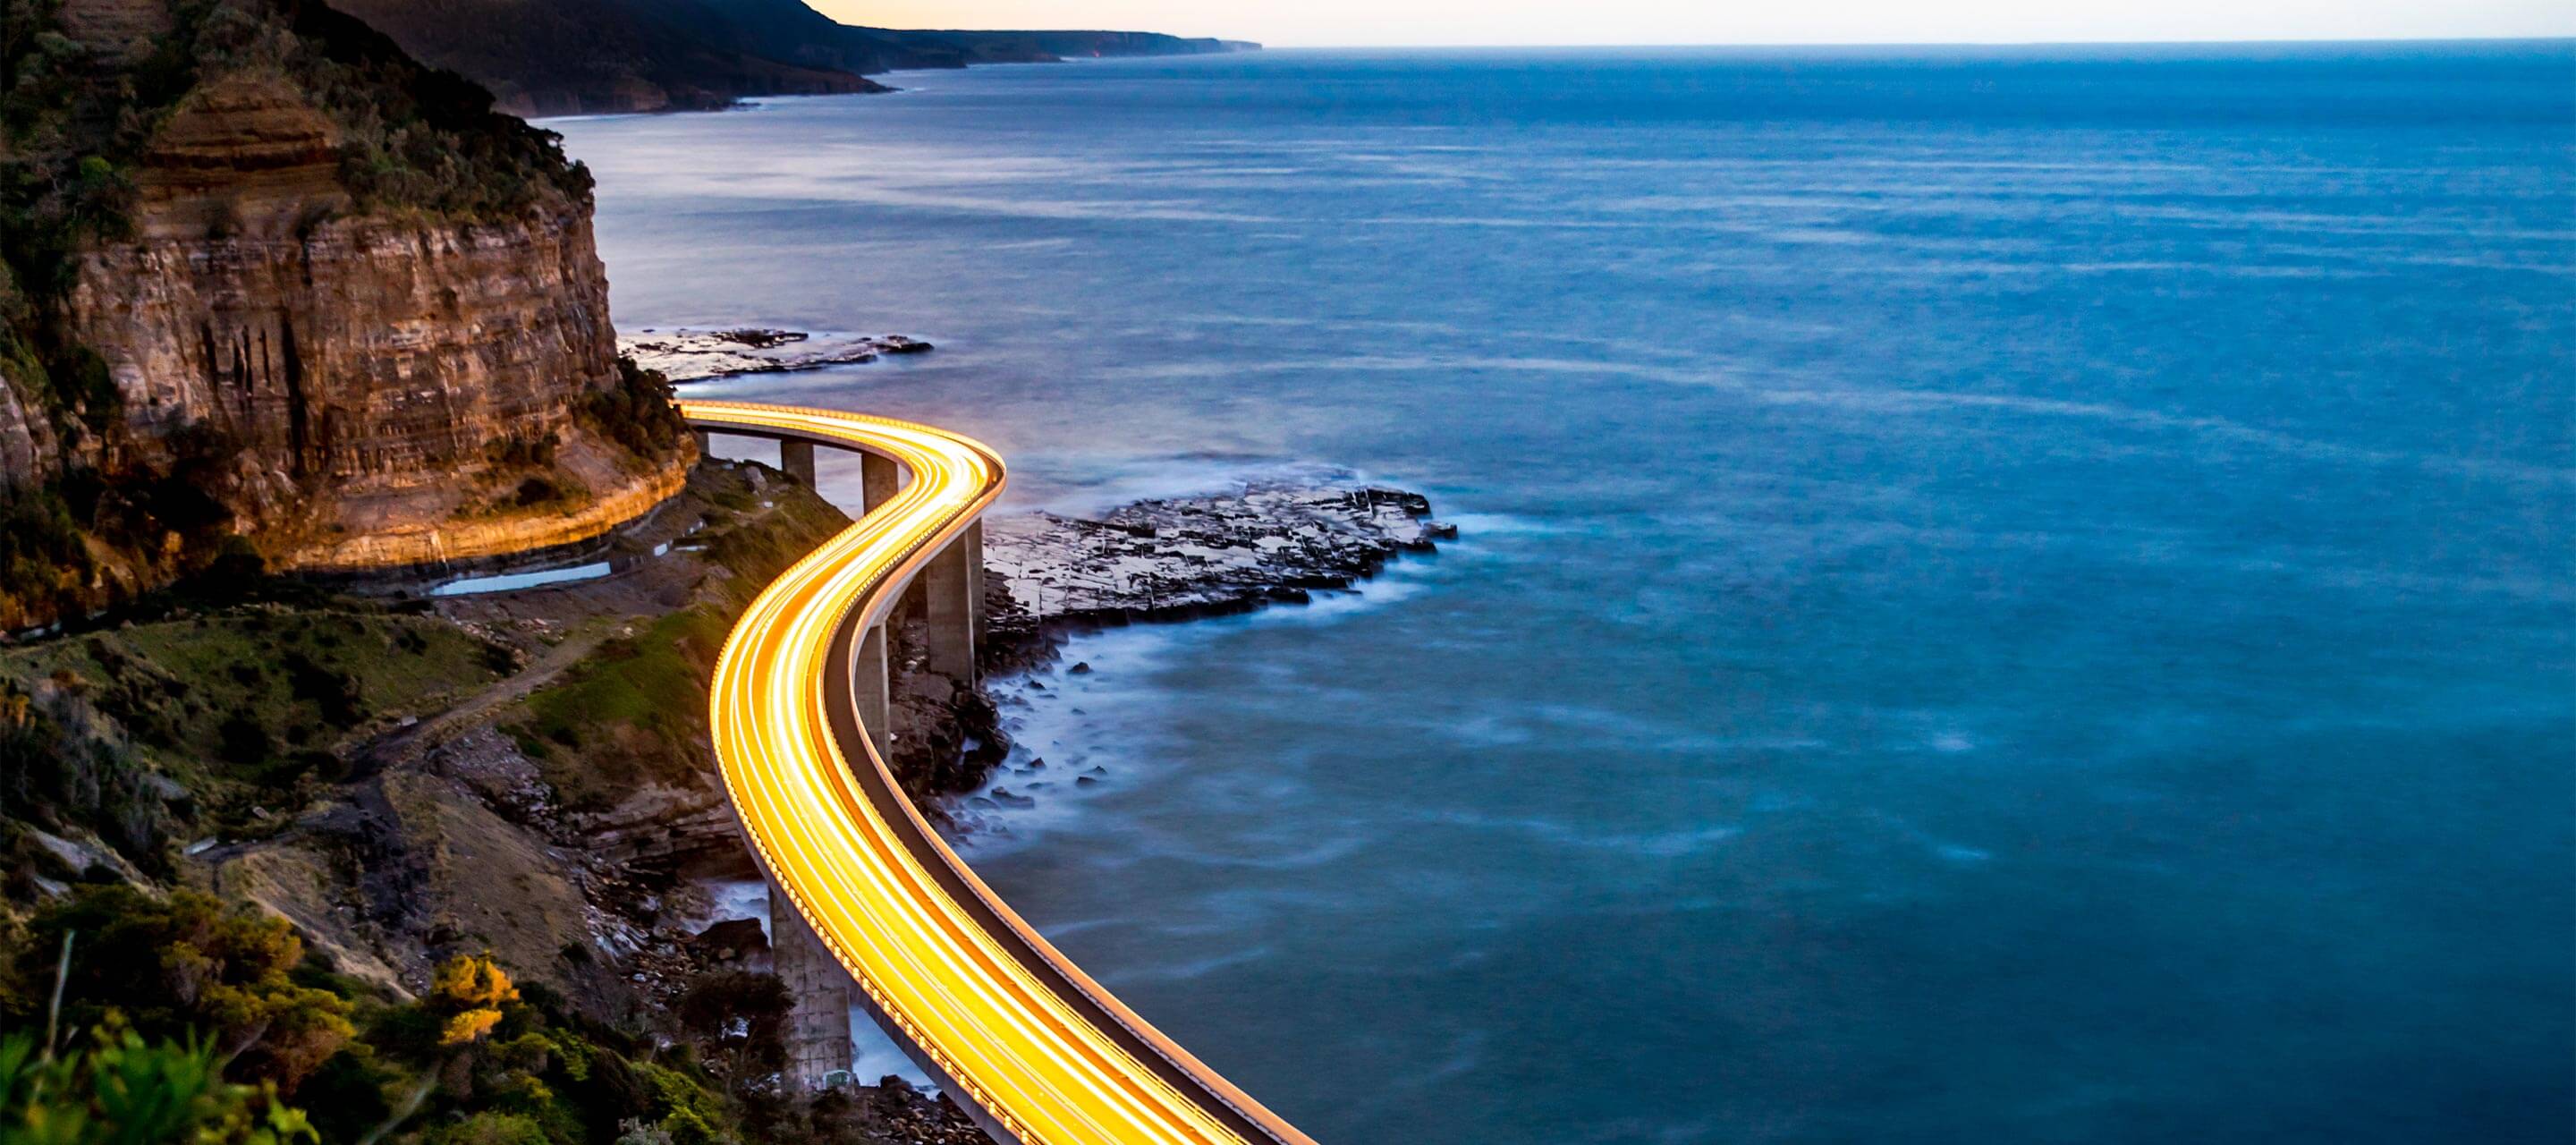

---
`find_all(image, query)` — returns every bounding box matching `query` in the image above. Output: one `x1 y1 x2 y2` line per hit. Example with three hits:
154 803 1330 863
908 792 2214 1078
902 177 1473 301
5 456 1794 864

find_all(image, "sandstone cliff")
0 0 694 628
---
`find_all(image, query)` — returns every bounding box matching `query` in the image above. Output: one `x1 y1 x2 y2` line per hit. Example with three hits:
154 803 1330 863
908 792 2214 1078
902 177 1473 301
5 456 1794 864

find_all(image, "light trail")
682 400 1317 1145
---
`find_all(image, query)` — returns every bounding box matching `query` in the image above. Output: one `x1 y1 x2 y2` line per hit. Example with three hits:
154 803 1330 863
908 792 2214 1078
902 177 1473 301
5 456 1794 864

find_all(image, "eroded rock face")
56 0 176 63
70 204 633 542
4 55 688 609
126 72 348 239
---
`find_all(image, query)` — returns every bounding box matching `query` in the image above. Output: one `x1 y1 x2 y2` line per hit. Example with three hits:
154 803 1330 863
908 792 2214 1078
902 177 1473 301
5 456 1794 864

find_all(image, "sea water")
553 44 2575 1143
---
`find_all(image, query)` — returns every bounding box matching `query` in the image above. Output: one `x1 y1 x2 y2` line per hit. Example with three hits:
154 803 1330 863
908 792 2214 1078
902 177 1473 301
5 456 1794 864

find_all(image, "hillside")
0 0 695 630
329 0 1255 115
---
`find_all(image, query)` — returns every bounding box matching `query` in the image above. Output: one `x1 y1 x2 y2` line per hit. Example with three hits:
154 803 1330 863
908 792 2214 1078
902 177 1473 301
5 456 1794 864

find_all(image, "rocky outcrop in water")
622 327 934 380
981 483 1454 672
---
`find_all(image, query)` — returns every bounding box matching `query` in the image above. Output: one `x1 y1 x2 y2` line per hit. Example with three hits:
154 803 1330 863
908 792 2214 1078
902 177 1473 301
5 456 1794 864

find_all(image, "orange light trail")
683 400 1316 1145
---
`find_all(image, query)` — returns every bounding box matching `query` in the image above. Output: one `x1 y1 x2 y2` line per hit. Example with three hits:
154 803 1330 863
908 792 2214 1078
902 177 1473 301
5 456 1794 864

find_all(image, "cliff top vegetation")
2 0 593 300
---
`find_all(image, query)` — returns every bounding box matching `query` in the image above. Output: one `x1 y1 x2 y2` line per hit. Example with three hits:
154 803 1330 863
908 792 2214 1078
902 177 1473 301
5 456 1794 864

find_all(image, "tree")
428 954 518 1048
17 887 354 1092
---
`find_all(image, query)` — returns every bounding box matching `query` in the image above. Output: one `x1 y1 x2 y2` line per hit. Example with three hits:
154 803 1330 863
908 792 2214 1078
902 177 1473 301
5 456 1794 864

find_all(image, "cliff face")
0 0 694 627
65 202 659 561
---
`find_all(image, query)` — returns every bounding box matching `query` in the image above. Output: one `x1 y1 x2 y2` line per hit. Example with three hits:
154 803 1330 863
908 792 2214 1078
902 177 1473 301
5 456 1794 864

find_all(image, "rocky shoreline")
622 327 934 380
976 481 1457 677
0 415 1453 1142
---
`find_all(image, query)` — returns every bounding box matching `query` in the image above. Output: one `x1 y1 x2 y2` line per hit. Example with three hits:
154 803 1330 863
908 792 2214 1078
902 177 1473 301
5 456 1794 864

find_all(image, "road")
680 400 1318 1145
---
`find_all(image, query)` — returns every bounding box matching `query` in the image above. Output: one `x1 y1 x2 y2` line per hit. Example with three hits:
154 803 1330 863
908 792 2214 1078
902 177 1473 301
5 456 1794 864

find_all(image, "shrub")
0 1022 318 1145
0 685 174 874
487 433 559 470
430 954 518 1048
584 358 690 463
511 475 565 509
18 886 356 1092
424 1111 549 1145
281 651 363 727
217 712 272 765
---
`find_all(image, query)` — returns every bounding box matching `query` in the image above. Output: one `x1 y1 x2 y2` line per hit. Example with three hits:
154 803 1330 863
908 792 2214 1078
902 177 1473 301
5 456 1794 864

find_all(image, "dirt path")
354 623 614 776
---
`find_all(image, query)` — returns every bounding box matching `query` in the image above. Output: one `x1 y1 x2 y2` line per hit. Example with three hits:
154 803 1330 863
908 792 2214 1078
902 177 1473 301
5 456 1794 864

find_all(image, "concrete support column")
769 884 853 1092
860 452 901 516
920 521 981 684
780 439 818 486
852 621 892 761
691 429 712 457
966 518 987 652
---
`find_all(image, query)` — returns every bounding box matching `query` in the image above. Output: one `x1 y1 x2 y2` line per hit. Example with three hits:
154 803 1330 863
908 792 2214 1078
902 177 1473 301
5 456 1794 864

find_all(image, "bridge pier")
769 884 854 1092
920 521 982 683
853 445 976 683
852 620 892 761
860 451 900 513
779 440 818 486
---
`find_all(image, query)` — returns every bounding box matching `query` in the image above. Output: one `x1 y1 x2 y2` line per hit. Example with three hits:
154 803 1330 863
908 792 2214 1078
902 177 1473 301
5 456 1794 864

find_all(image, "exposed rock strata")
55 0 174 63
64 199 694 565
0 2 694 628
290 458 691 571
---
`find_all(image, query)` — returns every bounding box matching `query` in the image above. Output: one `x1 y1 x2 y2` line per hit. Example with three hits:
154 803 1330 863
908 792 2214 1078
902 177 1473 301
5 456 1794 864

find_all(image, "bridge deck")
682 400 1315 1145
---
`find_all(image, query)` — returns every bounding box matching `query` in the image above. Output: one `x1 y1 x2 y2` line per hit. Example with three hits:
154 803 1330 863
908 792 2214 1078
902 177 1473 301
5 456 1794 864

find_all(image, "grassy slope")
0 606 505 825
508 473 850 812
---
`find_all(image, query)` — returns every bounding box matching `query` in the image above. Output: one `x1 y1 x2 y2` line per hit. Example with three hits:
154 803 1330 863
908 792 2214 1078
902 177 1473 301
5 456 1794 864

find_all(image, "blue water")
554 43 2576 1144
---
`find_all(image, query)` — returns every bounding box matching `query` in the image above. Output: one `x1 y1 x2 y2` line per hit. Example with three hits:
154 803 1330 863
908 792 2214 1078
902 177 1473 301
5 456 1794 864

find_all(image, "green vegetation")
509 609 728 812
586 360 691 468
1 1022 318 1145
0 603 508 864
278 3 593 220
1 0 592 294
305 948 750 1145
0 683 173 883
0 471 932 1141
1 890 759 1144
0 0 611 631
15 887 357 1092
0 482 92 629
505 473 853 813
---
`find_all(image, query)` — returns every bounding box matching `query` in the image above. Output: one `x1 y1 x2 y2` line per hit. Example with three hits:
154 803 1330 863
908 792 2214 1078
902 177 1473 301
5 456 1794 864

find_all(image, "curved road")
682 400 1317 1145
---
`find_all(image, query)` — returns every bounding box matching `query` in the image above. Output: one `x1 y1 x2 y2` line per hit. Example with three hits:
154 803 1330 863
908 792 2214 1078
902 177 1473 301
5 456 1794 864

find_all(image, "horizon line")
1209 34 2576 50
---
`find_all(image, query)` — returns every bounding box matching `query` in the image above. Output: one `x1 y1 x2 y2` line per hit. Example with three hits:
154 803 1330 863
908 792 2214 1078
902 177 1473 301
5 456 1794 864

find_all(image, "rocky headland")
0 0 695 632
0 3 979 1139
329 0 1258 117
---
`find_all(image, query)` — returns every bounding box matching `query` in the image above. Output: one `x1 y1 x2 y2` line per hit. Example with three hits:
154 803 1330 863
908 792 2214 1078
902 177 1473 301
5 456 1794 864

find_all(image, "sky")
819 1 2574 47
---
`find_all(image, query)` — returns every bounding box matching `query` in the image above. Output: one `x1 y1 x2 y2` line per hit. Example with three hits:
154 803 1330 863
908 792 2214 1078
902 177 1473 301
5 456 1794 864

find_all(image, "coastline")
650 326 1460 804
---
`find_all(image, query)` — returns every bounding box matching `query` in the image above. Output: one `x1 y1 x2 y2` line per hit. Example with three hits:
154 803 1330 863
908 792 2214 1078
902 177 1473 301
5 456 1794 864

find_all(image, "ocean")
552 43 2576 1144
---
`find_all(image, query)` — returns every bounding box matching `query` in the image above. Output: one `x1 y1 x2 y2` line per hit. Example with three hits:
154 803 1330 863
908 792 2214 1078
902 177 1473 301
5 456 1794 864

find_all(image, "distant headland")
328 0 1260 116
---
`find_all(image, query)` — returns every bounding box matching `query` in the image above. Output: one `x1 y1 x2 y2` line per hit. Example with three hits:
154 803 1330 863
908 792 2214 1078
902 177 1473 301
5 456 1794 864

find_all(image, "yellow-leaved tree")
429 954 519 1047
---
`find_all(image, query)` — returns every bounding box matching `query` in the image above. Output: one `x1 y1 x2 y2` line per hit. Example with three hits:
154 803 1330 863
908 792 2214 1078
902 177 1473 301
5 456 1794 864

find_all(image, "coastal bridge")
679 401 1317 1145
